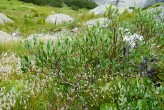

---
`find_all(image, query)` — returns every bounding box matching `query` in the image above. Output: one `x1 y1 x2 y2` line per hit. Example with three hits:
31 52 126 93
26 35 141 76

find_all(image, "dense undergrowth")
19 0 98 10
0 2 164 110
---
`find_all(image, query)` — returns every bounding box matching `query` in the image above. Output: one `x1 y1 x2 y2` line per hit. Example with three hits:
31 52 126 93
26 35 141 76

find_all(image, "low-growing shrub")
20 6 164 109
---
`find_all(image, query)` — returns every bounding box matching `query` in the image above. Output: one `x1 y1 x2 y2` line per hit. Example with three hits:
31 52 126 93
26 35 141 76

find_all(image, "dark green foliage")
64 0 98 10
19 0 63 7
19 0 98 10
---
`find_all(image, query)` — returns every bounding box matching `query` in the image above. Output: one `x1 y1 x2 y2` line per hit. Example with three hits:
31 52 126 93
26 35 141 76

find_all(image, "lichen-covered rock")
0 13 14 25
45 13 74 25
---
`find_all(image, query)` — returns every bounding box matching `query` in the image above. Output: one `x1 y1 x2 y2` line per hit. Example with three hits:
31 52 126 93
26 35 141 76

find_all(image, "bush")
71 5 79 11
20 6 164 109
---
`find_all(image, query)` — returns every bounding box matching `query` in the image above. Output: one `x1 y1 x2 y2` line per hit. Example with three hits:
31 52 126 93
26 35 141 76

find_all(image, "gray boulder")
0 13 14 25
84 18 109 27
0 30 21 42
45 14 74 25
90 4 108 15
90 3 129 15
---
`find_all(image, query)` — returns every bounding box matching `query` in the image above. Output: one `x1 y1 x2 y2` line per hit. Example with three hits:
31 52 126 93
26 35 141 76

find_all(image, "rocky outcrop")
45 14 74 25
92 0 163 8
0 13 14 25
123 0 164 8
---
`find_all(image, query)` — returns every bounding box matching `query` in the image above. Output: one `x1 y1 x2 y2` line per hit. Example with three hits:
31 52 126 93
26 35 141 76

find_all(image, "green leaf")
23 56 28 62
137 99 147 110
100 103 117 110
58 41 61 46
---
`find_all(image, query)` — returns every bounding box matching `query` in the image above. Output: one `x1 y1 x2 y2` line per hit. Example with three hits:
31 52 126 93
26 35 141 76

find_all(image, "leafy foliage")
65 0 98 10
19 0 63 7
19 6 164 109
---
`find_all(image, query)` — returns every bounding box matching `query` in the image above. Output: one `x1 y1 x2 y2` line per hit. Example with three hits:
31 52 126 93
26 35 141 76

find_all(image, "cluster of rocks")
0 13 19 42
0 12 109 43
90 0 164 15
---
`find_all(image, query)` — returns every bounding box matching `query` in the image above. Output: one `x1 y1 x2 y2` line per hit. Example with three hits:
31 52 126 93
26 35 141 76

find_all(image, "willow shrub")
21 6 164 109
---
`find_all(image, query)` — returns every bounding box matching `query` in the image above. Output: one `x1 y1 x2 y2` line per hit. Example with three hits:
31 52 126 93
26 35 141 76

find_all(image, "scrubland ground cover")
0 0 164 110
0 0 99 37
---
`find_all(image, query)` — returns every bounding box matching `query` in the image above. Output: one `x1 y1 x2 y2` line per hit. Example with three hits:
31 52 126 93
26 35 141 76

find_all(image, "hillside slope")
0 0 99 37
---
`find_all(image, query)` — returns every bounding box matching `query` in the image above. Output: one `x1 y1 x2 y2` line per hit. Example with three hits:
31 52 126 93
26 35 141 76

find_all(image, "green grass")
0 41 25 55
0 0 101 37
120 11 136 21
